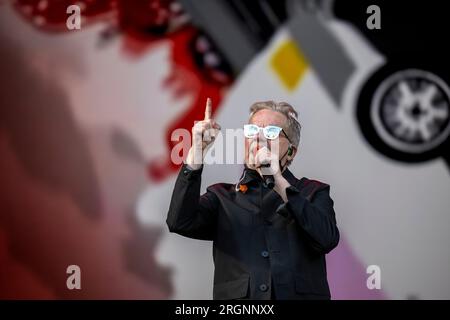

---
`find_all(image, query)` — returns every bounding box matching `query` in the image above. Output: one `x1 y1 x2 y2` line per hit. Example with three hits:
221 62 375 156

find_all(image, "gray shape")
287 0 355 107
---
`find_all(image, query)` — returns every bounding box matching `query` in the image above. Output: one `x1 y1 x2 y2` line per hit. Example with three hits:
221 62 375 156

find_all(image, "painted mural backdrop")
0 0 449 299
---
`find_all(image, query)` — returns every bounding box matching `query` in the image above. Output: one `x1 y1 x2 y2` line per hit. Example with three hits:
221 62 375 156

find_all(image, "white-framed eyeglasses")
243 124 291 142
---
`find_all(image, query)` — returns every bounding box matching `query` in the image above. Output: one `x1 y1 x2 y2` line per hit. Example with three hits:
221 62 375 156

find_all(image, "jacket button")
259 284 268 292
261 250 269 258
183 170 189 175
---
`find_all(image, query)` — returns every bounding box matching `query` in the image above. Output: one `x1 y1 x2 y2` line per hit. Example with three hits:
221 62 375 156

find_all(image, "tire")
356 62 450 166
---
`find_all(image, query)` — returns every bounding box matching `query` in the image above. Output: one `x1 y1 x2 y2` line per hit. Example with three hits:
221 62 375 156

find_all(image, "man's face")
244 109 292 170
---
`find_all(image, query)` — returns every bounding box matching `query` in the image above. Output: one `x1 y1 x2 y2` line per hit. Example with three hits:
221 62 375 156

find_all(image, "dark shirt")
167 164 340 300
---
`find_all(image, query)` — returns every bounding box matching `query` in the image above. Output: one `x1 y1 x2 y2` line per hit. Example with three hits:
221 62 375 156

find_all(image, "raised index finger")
204 97 212 120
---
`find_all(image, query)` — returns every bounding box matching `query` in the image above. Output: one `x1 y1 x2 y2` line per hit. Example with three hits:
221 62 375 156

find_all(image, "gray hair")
249 101 302 149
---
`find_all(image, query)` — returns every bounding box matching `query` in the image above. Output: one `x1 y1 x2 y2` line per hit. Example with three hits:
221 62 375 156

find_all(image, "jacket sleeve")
166 164 219 240
277 184 340 254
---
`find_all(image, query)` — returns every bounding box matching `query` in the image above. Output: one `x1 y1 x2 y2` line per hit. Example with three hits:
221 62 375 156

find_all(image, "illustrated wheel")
356 63 450 167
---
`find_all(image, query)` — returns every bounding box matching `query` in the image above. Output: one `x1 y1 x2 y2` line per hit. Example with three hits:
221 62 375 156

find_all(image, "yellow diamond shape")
270 40 309 91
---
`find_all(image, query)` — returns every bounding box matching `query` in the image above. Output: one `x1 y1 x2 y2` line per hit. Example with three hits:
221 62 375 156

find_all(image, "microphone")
260 164 275 189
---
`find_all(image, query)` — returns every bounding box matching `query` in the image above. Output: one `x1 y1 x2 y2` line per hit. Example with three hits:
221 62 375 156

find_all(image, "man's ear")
287 146 297 160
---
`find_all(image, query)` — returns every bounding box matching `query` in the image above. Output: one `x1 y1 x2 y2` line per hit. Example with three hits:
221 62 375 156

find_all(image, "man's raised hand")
185 98 221 169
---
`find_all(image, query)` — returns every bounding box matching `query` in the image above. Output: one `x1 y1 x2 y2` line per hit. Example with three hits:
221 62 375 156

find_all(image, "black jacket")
167 164 340 300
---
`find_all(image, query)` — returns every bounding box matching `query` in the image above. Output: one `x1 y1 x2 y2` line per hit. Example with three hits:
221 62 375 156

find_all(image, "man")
167 99 339 300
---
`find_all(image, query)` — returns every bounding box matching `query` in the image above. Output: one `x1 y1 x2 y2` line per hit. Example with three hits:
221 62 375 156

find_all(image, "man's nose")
257 129 266 142
256 130 268 151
